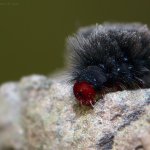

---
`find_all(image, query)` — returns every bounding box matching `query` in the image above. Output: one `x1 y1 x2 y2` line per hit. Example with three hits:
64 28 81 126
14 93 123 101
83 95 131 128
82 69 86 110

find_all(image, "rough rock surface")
0 74 150 150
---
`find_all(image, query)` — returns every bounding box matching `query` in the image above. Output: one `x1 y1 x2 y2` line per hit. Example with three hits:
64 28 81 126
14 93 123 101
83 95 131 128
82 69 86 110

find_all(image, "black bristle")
67 23 150 91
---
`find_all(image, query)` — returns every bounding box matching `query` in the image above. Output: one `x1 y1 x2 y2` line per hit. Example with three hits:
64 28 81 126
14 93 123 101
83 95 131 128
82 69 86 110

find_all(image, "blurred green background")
0 0 150 84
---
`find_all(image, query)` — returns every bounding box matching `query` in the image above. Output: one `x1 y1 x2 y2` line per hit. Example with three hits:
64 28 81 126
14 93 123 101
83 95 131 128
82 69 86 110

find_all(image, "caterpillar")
67 23 150 106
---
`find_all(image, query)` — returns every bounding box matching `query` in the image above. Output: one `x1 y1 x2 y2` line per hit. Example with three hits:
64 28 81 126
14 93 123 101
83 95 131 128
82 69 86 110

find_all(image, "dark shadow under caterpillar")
67 23 150 106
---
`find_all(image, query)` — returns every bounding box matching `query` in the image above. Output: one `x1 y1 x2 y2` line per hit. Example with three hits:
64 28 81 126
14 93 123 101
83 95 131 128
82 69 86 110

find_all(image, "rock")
0 82 25 150
0 74 150 150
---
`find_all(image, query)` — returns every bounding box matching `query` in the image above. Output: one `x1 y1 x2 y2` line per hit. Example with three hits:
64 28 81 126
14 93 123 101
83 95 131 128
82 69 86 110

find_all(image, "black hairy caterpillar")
67 23 150 106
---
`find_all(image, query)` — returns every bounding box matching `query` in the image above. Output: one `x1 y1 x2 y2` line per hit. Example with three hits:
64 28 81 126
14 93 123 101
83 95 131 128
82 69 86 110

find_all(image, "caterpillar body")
67 23 150 106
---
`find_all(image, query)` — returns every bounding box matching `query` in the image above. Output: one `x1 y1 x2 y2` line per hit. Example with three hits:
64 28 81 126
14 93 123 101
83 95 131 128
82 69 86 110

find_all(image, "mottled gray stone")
0 82 25 150
0 74 150 150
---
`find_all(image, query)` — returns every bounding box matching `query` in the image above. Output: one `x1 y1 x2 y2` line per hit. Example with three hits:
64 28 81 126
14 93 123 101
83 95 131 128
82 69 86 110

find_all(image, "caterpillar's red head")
73 66 107 106
73 81 96 106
